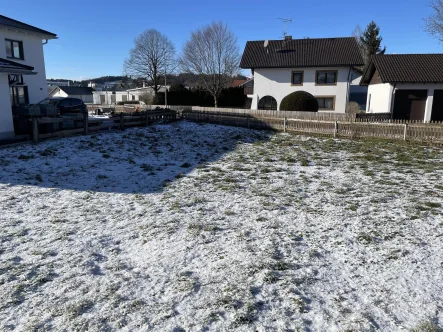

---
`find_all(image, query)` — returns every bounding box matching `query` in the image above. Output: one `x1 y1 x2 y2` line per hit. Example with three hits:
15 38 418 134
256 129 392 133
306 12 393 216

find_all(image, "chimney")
285 35 292 41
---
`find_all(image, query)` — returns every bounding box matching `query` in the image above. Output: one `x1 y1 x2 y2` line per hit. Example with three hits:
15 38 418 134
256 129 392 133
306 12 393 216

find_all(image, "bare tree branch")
179 21 240 107
424 0 443 42
124 29 176 95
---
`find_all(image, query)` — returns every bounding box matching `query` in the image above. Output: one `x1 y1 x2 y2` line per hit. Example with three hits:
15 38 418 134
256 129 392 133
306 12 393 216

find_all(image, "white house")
0 15 56 139
93 86 170 104
47 80 70 88
240 36 366 112
49 86 94 103
360 54 443 122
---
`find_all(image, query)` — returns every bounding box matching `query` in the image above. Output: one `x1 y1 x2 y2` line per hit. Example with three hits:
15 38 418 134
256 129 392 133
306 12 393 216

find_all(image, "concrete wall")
252 67 352 113
366 83 393 113
0 73 14 139
0 28 49 103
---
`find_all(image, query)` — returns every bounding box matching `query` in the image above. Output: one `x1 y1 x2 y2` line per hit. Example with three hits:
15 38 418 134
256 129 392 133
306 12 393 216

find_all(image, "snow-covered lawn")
1 121 442 331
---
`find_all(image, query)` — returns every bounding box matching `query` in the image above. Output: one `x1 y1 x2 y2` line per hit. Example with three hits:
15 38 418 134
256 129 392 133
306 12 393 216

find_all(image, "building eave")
241 63 365 70
0 26 58 40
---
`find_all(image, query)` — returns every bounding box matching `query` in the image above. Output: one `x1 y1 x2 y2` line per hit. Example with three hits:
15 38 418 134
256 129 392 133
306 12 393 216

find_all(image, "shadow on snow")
0 121 274 194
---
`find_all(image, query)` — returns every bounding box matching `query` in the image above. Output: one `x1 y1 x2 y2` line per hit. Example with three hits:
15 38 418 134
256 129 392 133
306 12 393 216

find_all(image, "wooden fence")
30 109 176 144
182 110 443 143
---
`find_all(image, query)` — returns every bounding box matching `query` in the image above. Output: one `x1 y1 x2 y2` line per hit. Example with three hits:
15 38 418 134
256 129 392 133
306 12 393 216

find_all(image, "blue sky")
3 0 441 80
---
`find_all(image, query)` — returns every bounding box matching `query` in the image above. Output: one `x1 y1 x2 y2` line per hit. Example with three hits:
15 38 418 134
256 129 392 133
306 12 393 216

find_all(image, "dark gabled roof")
240 37 364 69
0 15 57 38
361 54 443 85
0 57 34 73
58 86 95 95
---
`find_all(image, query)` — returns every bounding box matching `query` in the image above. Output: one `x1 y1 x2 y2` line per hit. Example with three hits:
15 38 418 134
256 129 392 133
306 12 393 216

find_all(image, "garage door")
393 90 427 121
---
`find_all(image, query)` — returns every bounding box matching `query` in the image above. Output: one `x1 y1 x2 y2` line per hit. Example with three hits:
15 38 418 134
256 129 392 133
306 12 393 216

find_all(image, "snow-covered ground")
1 121 442 331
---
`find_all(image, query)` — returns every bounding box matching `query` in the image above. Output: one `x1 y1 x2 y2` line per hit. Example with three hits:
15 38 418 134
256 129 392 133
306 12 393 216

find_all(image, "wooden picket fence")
30 109 176 144
182 110 443 143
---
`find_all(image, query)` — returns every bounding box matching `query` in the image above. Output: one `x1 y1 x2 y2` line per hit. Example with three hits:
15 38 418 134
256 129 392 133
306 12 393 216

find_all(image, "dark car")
38 97 88 115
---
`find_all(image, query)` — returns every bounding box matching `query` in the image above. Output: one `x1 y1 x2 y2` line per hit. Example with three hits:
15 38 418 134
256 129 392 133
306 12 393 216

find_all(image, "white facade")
93 91 140 104
93 86 169 104
0 73 14 138
366 83 443 121
50 87 94 103
0 29 49 103
366 83 394 114
251 67 360 113
0 18 56 139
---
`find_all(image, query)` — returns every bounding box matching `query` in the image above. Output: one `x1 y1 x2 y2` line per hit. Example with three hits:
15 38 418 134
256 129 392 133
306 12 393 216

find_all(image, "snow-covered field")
1 121 442 331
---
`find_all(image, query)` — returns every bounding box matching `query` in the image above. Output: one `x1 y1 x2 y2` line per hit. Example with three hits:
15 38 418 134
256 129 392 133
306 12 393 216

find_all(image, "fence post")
119 113 124 130
145 111 149 126
403 124 408 141
284 117 287 132
32 116 39 144
334 121 338 138
83 112 88 135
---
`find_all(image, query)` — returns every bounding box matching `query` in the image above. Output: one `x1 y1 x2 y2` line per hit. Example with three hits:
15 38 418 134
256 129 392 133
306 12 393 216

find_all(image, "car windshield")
38 99 60 105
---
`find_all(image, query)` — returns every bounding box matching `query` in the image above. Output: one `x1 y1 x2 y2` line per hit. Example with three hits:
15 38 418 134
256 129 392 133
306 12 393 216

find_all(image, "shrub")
280 91 318 112
153 93 165 105
346 101 362 114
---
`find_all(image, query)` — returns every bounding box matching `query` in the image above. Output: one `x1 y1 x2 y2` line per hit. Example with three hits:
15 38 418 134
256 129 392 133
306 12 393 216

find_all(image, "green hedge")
280 91 318 112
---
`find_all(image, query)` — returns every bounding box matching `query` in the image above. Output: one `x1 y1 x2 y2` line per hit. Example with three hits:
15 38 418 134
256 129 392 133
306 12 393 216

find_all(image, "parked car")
38 97 88 115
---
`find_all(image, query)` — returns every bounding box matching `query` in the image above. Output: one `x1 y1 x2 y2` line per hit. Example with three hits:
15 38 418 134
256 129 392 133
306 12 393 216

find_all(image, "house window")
10 86 29 106
316 70 337 85
316 96 335 110
122 95 128 102
291 71 303 85
5 39 24 60
258 96 277 110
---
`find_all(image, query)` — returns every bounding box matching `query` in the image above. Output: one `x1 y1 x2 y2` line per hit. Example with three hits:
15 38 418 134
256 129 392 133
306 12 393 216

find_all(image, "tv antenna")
277 18 292 38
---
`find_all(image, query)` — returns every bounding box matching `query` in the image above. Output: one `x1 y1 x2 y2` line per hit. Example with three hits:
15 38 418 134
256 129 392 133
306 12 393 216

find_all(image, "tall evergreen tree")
360 21 386 64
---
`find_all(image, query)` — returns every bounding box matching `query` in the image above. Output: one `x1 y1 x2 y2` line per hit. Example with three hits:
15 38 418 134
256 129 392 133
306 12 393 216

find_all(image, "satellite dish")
264 39 269 48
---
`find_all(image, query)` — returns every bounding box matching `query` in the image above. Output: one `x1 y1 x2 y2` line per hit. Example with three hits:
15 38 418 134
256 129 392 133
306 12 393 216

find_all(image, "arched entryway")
258 96 277 110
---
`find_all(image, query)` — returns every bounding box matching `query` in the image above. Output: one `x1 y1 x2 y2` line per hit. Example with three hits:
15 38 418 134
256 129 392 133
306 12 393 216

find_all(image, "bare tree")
353 25 362 45
124 29 175 96
180 21 240 107
424 0 443 42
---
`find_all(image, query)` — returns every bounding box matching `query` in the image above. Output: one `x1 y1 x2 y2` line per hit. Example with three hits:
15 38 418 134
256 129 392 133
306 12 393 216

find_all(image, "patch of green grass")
357 232 373 244
292 297 307 313
349 204 358 212
424 202 441 209
410 321 442 332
